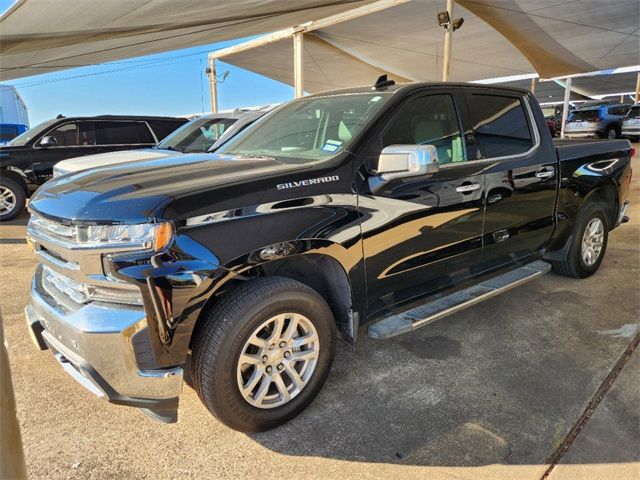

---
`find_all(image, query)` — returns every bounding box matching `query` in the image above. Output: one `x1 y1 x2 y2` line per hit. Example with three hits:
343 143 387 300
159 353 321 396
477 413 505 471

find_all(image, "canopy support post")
635 72 640 104
530 77 536 94
560 77 572 139
208 57 218 113
442 0 453 81
294 32 304 98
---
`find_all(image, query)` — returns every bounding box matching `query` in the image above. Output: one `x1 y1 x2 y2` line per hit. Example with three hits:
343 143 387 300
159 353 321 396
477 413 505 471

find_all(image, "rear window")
570 109 600 121
467 94 534 159
608 106 629 116
626 106 640 118
94 121 155 145
147 119 189 140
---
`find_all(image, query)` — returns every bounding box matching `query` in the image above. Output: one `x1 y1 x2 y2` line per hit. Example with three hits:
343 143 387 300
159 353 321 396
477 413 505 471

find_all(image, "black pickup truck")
24 81 632 431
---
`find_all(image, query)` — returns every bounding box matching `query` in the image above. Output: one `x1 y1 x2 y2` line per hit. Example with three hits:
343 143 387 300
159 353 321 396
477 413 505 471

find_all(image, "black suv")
0 115 188 220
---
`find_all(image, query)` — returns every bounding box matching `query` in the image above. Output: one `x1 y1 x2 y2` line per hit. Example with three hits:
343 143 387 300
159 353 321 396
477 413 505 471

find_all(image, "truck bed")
554 138 632 162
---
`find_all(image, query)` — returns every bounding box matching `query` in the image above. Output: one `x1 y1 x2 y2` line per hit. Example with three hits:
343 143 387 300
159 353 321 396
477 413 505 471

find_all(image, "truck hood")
29 152 307 223
54 148 174 175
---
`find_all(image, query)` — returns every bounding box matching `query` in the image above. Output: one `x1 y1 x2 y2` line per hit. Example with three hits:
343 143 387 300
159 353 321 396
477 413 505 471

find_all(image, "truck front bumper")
25 272 183 422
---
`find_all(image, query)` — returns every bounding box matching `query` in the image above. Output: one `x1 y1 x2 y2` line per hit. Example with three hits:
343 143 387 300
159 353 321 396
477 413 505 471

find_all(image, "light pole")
438 0 464 82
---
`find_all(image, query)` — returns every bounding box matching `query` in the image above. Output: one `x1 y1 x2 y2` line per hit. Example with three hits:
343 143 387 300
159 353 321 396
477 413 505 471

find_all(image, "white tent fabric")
218 0 640 92
0 0 376 81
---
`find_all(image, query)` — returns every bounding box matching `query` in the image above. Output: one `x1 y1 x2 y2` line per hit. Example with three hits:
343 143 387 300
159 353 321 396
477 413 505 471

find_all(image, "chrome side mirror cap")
40 136 58 147
375 144 439 180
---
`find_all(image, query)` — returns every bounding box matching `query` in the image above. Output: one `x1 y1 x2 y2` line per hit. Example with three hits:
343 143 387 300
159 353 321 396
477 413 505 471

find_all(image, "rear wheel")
191 276 336 432
551 203 608 278
0 177 26 221
605 126 618 139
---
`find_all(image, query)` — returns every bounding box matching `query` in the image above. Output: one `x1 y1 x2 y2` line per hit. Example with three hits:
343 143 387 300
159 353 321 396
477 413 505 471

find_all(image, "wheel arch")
192 242 360 349
0 167 29 196
582 184 618 230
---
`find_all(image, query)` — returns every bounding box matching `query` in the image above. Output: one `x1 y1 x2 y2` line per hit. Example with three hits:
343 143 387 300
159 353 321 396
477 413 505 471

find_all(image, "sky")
0 1 295 126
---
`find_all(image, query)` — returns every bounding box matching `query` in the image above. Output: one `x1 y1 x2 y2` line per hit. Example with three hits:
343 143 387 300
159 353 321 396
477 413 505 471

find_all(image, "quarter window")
467 94 533 158
380 94 465 164
94 121 155 145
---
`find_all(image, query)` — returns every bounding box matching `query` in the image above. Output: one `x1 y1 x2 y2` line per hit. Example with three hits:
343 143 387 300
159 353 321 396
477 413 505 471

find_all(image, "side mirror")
40 136 58 147
375 144 439 181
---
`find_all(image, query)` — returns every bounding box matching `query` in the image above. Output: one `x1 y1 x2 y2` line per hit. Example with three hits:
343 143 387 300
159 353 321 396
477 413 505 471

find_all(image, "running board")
368 260 551 340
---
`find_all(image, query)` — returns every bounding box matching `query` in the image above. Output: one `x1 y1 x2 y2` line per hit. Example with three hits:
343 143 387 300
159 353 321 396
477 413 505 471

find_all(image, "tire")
0 177 26 221
191 276 336 432
551 202 609 279
605 127 617 139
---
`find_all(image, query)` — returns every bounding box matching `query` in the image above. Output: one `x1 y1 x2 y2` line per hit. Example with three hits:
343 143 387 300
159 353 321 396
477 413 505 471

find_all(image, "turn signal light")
154 222 174 251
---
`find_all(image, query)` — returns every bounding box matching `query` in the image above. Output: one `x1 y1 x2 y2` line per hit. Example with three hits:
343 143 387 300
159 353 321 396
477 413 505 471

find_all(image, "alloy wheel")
236 313 320 409
581 217 604 266
0 186 16 216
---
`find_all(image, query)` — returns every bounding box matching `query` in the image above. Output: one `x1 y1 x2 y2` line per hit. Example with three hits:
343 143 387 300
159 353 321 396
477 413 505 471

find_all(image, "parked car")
0 123 28 144
25 81 632 431
52 111 267 178
540 105 563 137
622 105 640 142
0 115 188 220
564 103 631 139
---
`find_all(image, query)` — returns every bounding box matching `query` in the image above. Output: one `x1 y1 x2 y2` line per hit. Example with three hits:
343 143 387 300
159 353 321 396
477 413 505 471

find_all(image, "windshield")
156 116 238 153
217 93 391 162
627 106 640 118
8 119 58 146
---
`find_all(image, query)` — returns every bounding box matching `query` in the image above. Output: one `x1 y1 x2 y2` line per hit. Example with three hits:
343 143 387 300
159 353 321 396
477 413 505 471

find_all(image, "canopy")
216 0 640 91
0 0 376 81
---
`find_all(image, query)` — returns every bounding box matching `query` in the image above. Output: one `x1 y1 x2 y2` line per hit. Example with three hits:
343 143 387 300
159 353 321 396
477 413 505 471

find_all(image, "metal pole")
634 72 640 104
560 77 572 139
442 0 453 82
530 77 536 94
293 32 304 98
0 312 27 480
208 57 218 113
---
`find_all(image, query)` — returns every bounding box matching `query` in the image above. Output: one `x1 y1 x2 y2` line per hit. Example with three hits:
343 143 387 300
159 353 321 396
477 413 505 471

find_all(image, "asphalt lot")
1 149 639 480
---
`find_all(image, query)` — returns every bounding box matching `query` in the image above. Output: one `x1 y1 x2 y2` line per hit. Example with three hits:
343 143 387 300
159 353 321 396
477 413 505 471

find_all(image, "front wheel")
0 177 26 221
552 203 608 278
191 276 336 432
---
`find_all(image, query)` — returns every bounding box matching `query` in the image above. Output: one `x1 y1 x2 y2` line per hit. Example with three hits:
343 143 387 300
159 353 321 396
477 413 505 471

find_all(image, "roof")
304 80 531 97
51 115 188 121
0 0 376 81
217 0 640 91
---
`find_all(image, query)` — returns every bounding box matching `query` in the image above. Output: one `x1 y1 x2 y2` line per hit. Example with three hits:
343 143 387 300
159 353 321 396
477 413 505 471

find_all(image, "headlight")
79 222 173 250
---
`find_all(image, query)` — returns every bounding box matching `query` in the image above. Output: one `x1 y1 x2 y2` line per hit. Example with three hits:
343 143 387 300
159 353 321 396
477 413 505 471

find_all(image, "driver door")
358 89 486 316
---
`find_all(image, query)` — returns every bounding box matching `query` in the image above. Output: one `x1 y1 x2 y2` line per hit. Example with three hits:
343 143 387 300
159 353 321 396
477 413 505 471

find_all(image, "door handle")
456 183 481 193
535 167 555 179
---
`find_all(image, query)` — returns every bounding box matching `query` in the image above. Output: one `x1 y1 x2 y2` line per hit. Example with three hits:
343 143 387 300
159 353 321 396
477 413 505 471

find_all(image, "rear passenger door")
464 88 557 270
360 89 487 315
93 120 157 149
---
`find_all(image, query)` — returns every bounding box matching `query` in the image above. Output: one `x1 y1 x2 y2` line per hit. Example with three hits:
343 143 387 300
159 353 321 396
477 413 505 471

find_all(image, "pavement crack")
540 329 640 479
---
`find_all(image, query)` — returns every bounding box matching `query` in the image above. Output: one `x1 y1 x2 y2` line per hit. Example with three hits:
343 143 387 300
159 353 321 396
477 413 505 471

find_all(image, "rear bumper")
564 130 600 138
25 273 183 417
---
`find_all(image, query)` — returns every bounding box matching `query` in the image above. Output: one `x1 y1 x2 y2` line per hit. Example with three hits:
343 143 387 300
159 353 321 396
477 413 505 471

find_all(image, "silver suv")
622 105 640 142
565 104 631 139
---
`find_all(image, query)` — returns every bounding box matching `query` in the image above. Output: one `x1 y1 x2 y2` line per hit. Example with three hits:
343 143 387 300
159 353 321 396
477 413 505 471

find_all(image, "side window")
94 121 155 145
380 94 465 164
467 94 533 159
44 122 96 146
